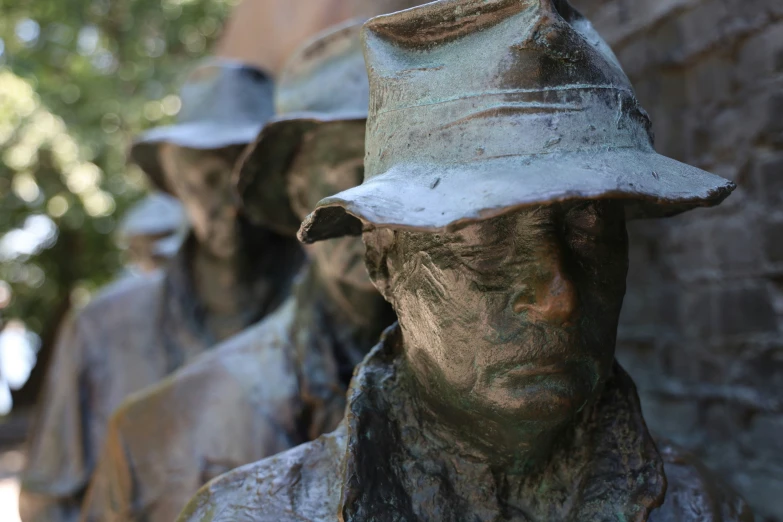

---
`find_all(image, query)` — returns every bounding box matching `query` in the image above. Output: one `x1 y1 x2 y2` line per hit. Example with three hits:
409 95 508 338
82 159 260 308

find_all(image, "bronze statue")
117 192 187 273
79 21 394 522
179 2 752 521
19 60 304 522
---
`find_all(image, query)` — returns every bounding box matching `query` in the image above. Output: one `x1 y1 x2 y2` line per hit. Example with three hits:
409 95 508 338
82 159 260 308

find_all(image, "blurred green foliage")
0 0 236 399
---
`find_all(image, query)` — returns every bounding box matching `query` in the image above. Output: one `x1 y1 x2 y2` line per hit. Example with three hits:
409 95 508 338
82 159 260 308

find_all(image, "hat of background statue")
129 58 274 194
118 193 186 239
216 0 436 75
345 0 436 17
298 0 735 244
235 19 368 236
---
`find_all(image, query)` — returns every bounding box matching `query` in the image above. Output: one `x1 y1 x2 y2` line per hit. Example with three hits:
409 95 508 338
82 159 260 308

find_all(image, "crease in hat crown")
235 19 371 236
129 57 274 195
298 0 735 244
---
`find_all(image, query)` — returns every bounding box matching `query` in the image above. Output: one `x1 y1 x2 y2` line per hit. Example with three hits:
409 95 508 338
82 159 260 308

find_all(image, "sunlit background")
0 1 237 518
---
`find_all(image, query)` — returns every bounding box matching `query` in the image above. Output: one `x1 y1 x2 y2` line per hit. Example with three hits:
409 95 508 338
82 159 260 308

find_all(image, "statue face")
288 126 371 292
378 201 628 427
158 143 241 259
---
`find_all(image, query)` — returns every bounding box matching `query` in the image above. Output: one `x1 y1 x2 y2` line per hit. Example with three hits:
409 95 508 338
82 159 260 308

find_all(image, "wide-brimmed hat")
235 19 369 236
298 0 735 243
118 192 186 239
130 58 274 194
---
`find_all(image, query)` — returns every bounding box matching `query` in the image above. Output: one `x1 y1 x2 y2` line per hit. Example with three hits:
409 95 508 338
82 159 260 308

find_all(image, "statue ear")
363 228 396 303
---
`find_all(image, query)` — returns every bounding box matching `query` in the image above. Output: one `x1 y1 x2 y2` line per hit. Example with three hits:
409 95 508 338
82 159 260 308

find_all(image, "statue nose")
513 263 578 327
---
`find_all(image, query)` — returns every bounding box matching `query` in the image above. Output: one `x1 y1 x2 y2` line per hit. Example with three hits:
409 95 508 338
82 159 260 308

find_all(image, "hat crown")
362 0 653 180
177 58 274 127
275 19 369 117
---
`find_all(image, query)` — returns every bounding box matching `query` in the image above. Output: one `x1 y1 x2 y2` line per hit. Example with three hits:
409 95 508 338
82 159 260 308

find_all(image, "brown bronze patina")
180 2 751 521
19 60 304 522
79 22 395 522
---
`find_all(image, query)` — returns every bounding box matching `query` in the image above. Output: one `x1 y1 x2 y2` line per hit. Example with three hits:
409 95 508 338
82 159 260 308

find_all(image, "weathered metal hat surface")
130 58 274 193
236 19 369 235
298 0 736 243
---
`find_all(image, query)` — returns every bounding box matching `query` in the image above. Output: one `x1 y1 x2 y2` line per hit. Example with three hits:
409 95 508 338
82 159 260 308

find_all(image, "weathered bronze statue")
19 60 303 522
79 21 394 522
180 2 753 521
117 192 186 272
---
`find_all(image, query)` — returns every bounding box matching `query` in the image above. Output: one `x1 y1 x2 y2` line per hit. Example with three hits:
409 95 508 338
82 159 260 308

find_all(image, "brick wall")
572 0 783 519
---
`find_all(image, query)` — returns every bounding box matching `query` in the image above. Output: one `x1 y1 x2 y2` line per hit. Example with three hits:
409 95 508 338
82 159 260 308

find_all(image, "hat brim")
235 111 367 236
298 149 736 243
129 122 263 194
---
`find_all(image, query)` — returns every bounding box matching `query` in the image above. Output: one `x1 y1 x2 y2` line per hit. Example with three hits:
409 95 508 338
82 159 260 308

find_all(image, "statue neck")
191 235 255 341
294 264 395 375
190 222 302 342
400 355 567 473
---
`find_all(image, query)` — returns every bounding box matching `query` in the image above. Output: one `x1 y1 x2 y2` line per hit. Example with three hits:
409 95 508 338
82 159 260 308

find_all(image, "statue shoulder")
177 427 347 522
650 440 754 522
75 274 165 338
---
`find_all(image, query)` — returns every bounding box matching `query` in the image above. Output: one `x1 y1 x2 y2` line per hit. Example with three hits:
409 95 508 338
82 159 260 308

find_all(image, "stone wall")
571 0 783 519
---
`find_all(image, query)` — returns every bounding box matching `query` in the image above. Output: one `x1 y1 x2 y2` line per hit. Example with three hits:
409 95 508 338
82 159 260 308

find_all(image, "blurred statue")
117 192 187 273
80 21 394 522
180 2 752 521
19 60 304 522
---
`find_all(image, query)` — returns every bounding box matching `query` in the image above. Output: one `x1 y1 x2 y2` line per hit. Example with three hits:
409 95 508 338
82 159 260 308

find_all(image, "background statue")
19 60 304 522
180 1 751 521
116 192 187 273
80 21 394 522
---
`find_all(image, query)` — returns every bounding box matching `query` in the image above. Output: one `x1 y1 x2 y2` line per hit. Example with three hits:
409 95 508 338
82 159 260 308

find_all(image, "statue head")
297 0 734 456
129 59 275 259
118 192 187 272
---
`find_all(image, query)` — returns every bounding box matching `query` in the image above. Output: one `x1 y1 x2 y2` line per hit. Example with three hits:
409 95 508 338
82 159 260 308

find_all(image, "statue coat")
80 265 372 522
19 235 297 522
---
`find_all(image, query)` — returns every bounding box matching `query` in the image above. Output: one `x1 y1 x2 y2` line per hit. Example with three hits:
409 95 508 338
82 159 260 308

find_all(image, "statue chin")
203 234 239 260
477 366 596 424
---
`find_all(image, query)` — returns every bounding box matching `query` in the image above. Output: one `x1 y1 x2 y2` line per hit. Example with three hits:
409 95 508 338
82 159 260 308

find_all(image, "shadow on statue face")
367 201 628 428
288 127 373 293
158 143 243 259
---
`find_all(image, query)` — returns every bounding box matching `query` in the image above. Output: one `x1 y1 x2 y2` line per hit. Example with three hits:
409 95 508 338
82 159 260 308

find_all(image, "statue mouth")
475 357 596 420
487 360 571 383
503 362 570 378
482 355 591 390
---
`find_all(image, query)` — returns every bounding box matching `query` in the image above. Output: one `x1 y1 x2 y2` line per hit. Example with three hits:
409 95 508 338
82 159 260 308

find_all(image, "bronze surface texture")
181 1 752 521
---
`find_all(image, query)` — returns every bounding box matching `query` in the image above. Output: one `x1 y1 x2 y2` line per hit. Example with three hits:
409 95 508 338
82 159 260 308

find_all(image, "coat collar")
292 264 395 440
